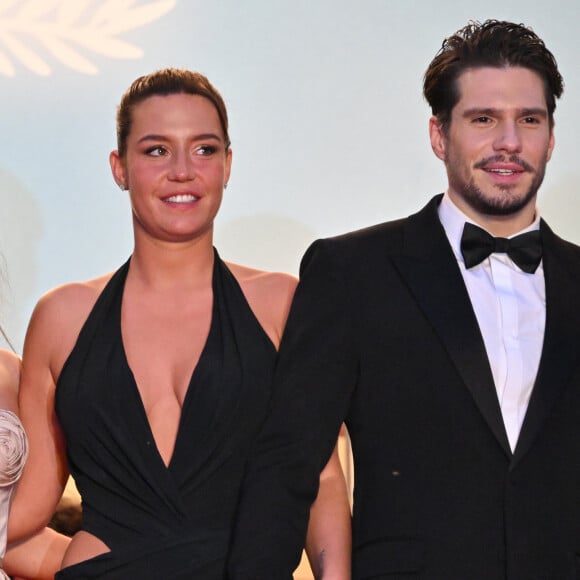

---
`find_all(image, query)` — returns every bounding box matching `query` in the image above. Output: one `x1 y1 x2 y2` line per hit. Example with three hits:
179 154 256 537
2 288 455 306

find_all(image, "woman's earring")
119 183 126 191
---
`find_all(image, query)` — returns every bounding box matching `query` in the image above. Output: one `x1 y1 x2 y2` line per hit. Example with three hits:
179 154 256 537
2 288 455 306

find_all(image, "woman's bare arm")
7 282 98 542
5 527 70 580
305 442 351 579
0 350 70 578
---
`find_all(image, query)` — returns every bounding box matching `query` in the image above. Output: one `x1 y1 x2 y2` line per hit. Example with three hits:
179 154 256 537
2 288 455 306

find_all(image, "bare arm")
0 350 71 578
305 442 351 580
8 293 73 542
5 527 70 580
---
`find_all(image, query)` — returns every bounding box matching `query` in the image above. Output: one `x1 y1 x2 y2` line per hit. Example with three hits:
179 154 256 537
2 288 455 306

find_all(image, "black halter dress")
55 251 276 579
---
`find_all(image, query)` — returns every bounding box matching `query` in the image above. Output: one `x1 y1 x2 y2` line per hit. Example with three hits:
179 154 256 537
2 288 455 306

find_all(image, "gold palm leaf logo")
0 0 177 76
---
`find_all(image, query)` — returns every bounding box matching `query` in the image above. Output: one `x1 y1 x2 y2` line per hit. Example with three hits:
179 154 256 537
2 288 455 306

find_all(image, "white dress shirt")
438 193 546 451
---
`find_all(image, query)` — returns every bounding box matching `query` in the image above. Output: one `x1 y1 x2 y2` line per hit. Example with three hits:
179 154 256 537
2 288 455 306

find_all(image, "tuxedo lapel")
512 222 580 467
391 196 511 457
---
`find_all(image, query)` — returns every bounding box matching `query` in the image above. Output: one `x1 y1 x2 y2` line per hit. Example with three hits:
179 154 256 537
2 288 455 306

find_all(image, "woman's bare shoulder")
226 262 297 305
225 262 298 348
32 273 113 326
226 261 296 286
25 272 115 372
0 349 20 412
0 349 21 381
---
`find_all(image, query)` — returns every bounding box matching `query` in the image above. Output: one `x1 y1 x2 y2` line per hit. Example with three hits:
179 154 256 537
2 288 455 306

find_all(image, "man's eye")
522 117 540 124
473 116 491 124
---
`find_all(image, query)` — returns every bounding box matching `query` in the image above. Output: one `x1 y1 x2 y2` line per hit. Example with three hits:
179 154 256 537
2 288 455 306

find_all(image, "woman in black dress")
8 69 350 579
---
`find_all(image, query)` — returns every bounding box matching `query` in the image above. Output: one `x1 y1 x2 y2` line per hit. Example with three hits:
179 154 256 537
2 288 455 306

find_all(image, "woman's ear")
109 150 127 190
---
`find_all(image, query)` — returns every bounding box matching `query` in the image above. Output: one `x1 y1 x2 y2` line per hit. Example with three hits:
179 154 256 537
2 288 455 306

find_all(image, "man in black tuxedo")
229 20 580 580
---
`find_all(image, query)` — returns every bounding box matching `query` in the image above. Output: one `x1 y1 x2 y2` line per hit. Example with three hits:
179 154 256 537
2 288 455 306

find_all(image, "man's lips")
475 155 534 174
483 165 524 176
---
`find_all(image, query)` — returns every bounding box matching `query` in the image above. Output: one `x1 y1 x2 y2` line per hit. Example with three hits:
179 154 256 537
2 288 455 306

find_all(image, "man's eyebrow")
461 107 548 119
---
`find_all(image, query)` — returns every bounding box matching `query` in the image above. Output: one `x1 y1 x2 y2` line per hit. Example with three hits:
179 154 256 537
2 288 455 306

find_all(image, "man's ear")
429 116 447 162
546 128 555 162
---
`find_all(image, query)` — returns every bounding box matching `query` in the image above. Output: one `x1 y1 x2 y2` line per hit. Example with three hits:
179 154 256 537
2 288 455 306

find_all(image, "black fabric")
55 250 276 579
460 222 542 273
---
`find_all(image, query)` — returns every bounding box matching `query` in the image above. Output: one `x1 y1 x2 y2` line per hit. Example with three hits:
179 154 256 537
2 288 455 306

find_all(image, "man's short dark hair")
423 20 564 131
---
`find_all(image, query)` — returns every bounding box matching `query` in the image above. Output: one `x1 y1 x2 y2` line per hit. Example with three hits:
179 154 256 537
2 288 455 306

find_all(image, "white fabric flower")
0 410 28 486
0 410 28 566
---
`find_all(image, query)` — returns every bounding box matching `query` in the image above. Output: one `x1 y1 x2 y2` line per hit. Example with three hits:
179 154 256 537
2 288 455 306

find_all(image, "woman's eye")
197 145 217 156
145 146 167 157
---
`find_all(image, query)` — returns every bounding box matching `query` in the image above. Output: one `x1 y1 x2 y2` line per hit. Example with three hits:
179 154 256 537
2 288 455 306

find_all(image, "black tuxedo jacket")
229 196 580 580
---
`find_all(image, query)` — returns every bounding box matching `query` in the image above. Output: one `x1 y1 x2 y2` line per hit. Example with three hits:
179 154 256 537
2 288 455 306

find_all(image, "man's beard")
449 154 548 216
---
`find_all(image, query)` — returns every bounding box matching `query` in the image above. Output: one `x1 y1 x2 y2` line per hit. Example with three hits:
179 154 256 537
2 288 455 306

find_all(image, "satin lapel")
512 222 580 467
391 197 511 457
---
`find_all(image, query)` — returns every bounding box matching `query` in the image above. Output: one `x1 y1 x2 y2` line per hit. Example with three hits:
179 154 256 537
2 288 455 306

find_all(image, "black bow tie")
460 222 542 273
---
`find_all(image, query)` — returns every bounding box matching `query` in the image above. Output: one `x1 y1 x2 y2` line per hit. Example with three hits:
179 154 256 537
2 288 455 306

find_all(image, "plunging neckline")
120 324 215 471
118 272 218 471
60 250 278 475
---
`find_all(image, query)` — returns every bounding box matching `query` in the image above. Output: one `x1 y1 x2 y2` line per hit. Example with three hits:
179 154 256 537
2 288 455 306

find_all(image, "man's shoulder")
332 216 407 243
316 195 441 255
541 220 580 259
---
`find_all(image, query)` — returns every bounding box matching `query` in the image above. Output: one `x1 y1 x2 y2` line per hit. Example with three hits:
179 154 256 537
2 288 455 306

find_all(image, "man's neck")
446 189 537 237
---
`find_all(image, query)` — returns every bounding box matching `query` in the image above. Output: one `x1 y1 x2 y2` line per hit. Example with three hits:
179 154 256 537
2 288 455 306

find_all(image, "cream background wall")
1 0 578 350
